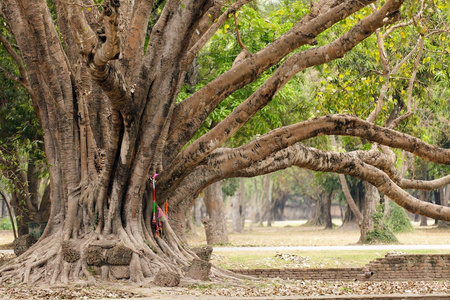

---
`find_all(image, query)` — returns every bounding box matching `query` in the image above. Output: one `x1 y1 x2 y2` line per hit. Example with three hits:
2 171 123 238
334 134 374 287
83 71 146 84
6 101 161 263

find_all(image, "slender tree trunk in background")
307 194 325 226
194 195 204 227
4 162 51 238
184 202 196 236
232 178 246 233
445 184 450 206
202 181 228 245
331 136 363 227
420 191 428 226
439 185 450 228
434 190 441 225
384 197 391 218
0 190 17 239
249 193 258 232
272 193 287 221
359 182 379 243
265 181 274 227
265 181 271 227
324 192 333 229
261 175 273 227
0 199 5 219
338 174 363 226
341 180 363 229
9 193 32 236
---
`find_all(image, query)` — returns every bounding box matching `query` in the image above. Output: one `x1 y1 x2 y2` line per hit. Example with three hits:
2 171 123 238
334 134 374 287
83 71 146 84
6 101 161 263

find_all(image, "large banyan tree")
0 0 449 285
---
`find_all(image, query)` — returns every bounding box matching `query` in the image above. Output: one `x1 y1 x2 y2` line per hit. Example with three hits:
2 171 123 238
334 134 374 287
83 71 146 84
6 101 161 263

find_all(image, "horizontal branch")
398 175 450 191
232 143 450 221
168 113 449 193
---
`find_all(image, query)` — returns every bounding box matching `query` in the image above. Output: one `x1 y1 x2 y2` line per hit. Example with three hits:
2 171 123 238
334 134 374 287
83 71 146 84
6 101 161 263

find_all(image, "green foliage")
0 18 48 224
0 218 13 231
385 201 414 233
222 178 239 197
179 1 315 147
313 172 339 193
365 204 398 244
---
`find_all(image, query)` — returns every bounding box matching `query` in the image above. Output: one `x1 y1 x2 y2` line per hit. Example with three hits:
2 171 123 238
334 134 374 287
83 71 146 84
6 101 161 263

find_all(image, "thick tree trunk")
358 182 379 243
202 181 229 245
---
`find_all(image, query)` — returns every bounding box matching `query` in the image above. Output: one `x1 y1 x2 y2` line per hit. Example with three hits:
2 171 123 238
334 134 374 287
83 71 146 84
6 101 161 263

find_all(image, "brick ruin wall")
230 254 450 281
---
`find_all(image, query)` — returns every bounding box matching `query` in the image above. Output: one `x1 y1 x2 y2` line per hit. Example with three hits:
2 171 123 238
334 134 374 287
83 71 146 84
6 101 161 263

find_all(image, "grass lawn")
187 219 450 269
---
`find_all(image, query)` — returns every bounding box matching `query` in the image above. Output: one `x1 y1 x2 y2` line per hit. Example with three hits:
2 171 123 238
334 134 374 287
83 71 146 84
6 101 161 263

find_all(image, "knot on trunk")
201 215 210 225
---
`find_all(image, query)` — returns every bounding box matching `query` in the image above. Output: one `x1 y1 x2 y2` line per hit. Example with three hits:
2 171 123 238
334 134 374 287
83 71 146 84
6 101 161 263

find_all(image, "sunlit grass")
187 219 450 247
210 249 450 270
187 219 450 269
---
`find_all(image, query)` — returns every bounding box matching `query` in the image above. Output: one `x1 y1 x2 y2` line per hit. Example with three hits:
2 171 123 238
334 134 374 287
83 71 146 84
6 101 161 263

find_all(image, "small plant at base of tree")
386 201 415 233
365 204 398 244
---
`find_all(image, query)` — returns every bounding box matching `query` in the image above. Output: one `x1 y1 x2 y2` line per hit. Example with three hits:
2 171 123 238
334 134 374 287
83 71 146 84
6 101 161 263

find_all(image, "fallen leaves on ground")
274 252 312 268
0 279 449 299
0 285 138 299
186 279 450 297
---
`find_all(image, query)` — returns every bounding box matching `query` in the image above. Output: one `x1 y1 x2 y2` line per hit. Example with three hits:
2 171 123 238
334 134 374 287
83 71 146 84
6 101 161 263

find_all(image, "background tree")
0 0 449 286
0 29 50 238
313 0 450 243
202 181 229 245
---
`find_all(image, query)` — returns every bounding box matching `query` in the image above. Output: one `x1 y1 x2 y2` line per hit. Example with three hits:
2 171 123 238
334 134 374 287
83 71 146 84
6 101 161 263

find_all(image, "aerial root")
74 260 82 281
130 253 144 283
0 241 60 285
210 265 253 281
50 254 62 285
